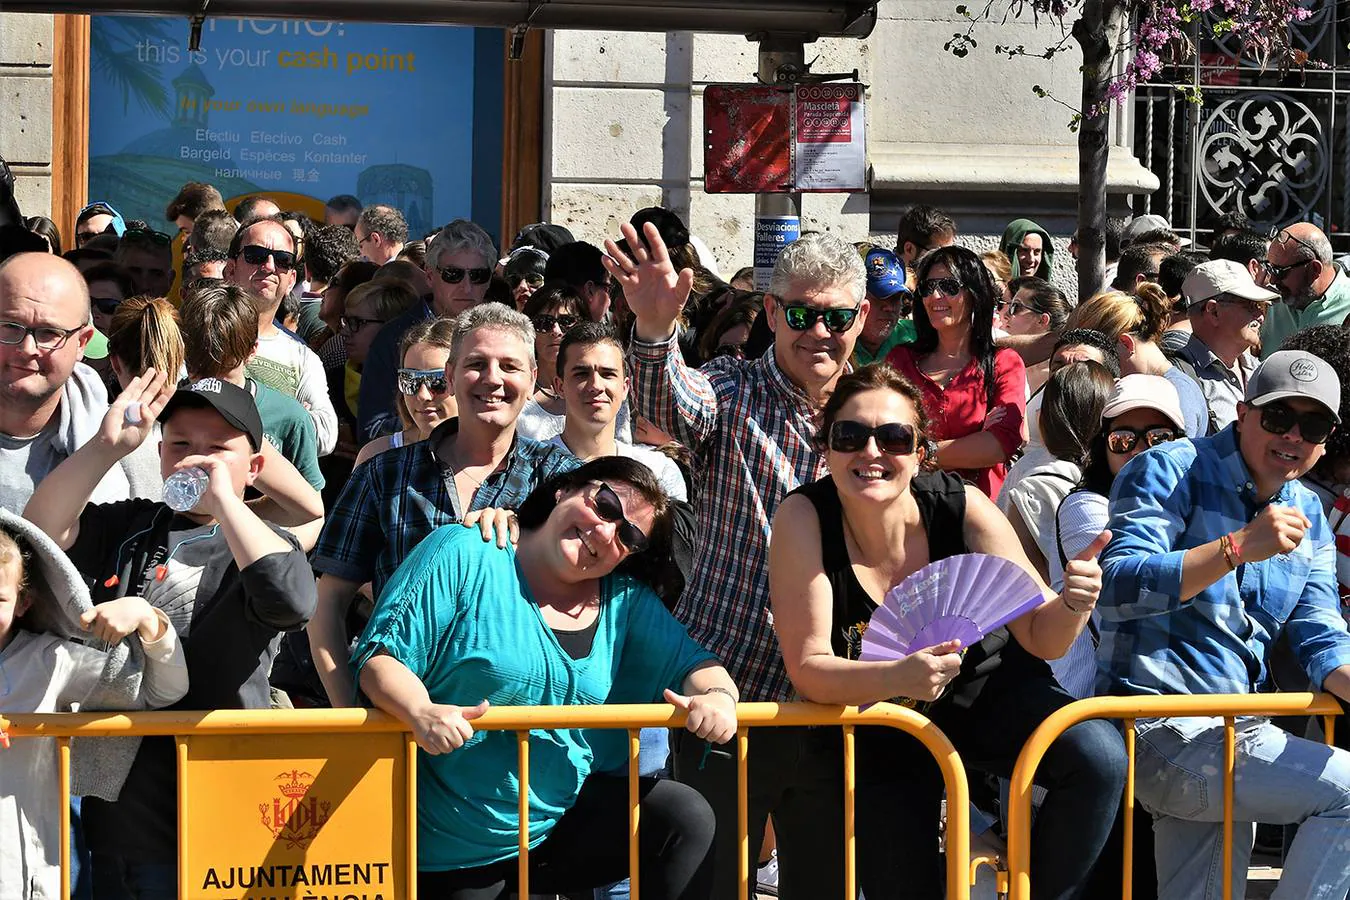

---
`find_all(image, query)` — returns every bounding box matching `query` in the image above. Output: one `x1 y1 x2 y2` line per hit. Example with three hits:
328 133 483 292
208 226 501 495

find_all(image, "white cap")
1124 213 1191 247
1182 259 1279 307
1101 374 1187 433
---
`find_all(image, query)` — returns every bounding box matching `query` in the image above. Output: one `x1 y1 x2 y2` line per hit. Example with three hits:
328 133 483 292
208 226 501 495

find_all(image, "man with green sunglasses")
611 224 868 899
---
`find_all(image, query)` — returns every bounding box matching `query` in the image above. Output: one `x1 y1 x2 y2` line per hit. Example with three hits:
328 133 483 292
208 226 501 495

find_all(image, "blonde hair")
107 296 184 379
980 250 1013 286
345 280 419 321
0 525 31 597
1068 284 1170 344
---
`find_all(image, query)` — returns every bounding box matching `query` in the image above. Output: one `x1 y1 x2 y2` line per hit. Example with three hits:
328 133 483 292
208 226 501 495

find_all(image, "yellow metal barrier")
1004 692 1343 900
0 700 972 900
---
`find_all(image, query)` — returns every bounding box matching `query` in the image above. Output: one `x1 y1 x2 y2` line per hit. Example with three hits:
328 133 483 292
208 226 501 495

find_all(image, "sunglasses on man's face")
828 420 918 455
1260 257 1312 281
779 303 860 333
439 265 493 285
1106 426 1177 454
397 367 449 396
918 277 963 298
531 313 580 333
1256 401 1336 445
591 482 650 553
239 245 297 271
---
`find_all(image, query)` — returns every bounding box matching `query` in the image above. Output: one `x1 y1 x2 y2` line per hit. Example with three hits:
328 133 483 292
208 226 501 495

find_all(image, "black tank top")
789 471 1047 709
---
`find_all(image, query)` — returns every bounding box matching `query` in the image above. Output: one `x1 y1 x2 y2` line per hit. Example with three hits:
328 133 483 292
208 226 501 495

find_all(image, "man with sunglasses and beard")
1258 222 1350 358
1099 349 1350 900
226 215 338 455
357 218 497 441
608 225 868 900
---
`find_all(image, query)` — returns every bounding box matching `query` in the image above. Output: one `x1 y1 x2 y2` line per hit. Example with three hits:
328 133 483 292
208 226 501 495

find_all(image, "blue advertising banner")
88 16 502 238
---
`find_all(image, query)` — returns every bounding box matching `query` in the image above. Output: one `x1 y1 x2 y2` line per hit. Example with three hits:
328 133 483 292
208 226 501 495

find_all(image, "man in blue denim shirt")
1099 349 1350 900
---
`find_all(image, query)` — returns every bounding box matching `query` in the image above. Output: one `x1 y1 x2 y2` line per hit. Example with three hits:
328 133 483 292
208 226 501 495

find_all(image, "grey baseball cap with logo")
1245 349 1342 423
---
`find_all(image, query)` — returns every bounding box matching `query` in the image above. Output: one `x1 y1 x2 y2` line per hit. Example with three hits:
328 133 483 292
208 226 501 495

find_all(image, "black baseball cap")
159 378 264 450
630 207 690 251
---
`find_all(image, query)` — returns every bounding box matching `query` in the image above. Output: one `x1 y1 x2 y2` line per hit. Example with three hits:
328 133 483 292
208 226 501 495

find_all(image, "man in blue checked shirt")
1099 349 1350 900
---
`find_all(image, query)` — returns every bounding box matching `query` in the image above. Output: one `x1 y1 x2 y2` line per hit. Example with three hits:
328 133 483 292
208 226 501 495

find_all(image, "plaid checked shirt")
313 419 578 598
1098 425 1350 698
631 334 827 702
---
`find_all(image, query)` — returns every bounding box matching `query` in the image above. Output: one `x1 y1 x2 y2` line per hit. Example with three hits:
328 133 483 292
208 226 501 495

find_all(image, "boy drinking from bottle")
21 371 318 894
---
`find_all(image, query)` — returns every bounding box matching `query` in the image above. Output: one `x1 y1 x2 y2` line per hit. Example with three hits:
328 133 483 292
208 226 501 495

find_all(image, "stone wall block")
551 86 679 181
0 12 53 65
553 30 684 85
549 183 665 244
0 75 52 162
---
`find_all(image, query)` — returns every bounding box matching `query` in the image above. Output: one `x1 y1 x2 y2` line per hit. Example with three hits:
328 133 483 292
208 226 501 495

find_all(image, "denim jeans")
1135 715 1350 900
594 728 672 900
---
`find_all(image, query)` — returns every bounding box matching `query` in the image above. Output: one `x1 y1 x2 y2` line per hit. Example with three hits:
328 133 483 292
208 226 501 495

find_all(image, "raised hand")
603 221 695 342
894 639 964 701
1236 505 1309 563
411 699 490 755
665 688 737 744
1060 529 1111 614
98 368 174 457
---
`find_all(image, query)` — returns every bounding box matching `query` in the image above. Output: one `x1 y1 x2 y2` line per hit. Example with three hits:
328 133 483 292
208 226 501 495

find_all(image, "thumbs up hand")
1060 530 1111 615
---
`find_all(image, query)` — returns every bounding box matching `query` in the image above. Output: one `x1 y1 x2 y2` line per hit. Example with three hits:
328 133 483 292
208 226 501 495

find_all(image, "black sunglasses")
592 482 650 553
532 313 580 333
918 277 963 298
397 367 449 395
91 297 122 316
1106 426 1177 454
780 303 860 333
508 273 545 290
439 265 493 285
828 420 918 455
239 245 297 271
1257 401 1336 445
342 315 386 333
1260 257 1312 280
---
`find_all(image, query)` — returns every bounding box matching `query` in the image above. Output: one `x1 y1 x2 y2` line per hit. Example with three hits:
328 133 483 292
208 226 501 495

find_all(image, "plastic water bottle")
163 467 209 513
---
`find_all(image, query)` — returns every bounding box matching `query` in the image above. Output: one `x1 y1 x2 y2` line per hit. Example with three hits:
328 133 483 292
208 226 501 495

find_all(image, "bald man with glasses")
1259 222 1350 357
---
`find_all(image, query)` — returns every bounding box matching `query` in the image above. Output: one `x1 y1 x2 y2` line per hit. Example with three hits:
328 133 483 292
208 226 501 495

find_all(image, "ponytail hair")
107 296 184 379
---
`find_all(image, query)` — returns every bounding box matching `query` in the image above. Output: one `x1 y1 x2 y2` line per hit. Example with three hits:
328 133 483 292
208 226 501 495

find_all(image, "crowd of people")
2 158 1350 900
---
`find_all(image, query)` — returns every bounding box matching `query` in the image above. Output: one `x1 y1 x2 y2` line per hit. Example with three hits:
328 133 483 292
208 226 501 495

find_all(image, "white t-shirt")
544 434 687 502
245 331 338 455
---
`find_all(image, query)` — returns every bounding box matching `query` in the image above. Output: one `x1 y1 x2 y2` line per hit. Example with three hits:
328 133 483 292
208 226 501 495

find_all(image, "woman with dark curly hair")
354 455 738 899
886 245 1028 500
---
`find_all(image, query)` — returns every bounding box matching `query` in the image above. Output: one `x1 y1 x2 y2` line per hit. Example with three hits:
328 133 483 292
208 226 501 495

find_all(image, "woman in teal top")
354 456 738 899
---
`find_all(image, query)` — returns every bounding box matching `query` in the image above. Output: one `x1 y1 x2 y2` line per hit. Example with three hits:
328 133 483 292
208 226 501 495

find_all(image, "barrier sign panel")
180 731 410 900
793 83 866 192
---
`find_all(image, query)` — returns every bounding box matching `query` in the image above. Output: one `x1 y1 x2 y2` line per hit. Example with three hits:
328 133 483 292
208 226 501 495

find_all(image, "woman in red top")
886 245 1027 499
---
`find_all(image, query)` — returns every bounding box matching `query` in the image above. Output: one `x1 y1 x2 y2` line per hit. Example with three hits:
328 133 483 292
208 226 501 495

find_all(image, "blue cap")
76 202 127 238
865 248 907 300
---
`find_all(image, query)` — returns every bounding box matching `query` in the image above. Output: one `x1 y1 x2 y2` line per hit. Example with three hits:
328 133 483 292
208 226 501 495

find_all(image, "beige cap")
1101 374 1187 433
1182 259 1279 307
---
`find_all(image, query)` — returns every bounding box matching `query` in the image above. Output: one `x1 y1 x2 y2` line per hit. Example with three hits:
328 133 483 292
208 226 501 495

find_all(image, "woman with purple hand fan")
769 364 1127 900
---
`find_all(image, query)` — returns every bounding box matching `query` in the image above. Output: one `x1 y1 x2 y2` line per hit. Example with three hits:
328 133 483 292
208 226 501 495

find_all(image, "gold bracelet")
1219 534 1238 570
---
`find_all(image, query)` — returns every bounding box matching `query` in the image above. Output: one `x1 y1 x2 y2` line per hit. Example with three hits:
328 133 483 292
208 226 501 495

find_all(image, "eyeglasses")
1268 225 1321 257
341 315 386 333
918 277 963 298
592 482 650 553
508 273 545 291
0 321 84 350
1106 426 1178 454
91 297 122 316
827 420 918 455
238 245 297 272
1216 296 1270 318
531 313 580 333
397 368 449 395
1256 401 1336 445
780 303 861 333
439 265 493 285
713 342 746 359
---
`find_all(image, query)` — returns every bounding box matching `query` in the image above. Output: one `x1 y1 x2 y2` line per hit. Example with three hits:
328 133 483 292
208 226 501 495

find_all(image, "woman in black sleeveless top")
769 364 1127 900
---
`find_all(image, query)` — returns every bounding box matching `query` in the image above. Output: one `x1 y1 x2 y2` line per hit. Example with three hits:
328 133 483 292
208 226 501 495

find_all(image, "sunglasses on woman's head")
1256 401 1336 445
828 420 918 455
1106 426 1177 454
397 368 449 395
592 482 650 553
532 313 580 333
439 265 493 285
239 245 297 271
780 303 860 333
918 277 963 298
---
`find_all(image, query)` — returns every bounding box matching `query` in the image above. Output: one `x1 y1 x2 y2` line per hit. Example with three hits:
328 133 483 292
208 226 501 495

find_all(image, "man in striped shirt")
1099 350 1350 899
609 224 867 900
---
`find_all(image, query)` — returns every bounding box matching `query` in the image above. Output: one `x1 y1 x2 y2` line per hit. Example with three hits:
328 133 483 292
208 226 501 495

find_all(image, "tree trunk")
1072 0 1123 302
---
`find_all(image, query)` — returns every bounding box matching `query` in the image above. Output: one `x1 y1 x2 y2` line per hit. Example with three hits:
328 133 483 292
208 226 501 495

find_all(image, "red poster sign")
795 84 858 144
703 85 792 194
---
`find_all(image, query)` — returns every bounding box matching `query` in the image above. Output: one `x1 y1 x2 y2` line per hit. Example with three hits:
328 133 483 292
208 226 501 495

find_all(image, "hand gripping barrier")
1003 692 1343 900
0 700 973 900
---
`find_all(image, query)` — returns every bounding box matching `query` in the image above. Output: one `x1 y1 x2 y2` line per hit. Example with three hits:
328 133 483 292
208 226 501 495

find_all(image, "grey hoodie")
0 363 161 515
